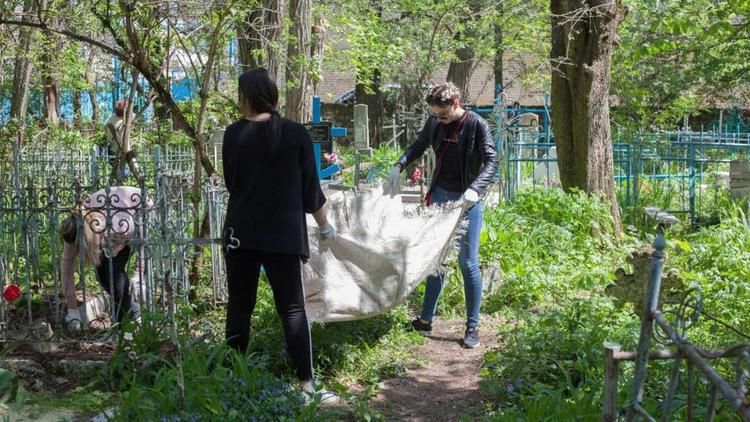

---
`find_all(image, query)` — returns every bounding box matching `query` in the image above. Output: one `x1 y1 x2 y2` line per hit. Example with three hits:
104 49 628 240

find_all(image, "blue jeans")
420 186 483 328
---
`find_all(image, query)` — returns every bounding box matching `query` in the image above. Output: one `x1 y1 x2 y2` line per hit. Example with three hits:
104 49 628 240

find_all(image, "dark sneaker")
463 327 480 349
410 318 433 335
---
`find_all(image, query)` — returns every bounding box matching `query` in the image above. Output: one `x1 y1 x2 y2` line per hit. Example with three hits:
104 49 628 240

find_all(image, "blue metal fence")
502 134 750 225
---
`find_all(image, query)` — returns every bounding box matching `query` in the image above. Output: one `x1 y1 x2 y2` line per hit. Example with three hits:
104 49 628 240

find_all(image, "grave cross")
305 96 347 180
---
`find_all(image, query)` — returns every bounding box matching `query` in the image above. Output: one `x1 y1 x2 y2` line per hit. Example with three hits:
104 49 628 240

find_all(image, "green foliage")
479 188 622 309
324 0 548 107
246 279 423 388
0 368 21 404
336 145 402 187
105 309 324 421
46 125 95 149
480 300 637 410
368 146 402 182
475 188 750 419
667 204 750 344
613 0 750 129
115 346 318 421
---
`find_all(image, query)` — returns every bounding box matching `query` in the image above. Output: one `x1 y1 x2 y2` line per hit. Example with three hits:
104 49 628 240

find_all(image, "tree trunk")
121 68 138 158
87 86 99 123
550 0 624 234
40 0 61 125
264 0 284 80
446 1 480 103
355 71 384 148
9 0 36 128
237 7 263 71
446 47 474 103
493 2 504 99
285 0 312 122
310 16 326 96
238 0 284 79
188 16 225 286
72 90 82 123
85 49 99 122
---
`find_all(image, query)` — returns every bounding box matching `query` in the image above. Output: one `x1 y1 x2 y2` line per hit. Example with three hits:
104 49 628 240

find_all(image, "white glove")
318 222 336 241
65 308 82 331
463 188 480 206
387 165 401 196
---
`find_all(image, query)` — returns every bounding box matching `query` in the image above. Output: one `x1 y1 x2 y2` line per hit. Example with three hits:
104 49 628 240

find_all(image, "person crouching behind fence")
222 68 338 405
60 186 151 331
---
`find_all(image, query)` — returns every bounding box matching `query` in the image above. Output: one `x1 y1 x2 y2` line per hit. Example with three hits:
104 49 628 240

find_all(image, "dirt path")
371 318 501 421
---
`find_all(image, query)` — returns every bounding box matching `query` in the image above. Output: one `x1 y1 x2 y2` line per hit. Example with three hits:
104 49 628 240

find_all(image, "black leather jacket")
395 110 497 196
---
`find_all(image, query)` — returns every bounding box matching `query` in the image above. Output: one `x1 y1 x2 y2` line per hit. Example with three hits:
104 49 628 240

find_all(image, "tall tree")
40 11 62 125
310 15 326 96
9 0 36 128
550 0 624 233
285 0 312 121
237 0 284 79
446 0 482 102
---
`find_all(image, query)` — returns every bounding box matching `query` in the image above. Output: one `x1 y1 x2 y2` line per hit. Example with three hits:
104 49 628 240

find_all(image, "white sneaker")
300 381 340 406
65 308 82 331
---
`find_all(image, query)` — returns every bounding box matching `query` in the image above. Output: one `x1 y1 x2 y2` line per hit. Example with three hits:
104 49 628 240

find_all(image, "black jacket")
396 111 497 196
222 117 326 259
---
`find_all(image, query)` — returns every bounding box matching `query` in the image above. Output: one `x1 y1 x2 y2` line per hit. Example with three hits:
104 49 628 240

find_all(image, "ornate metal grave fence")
0 144 227 343
603 235 750 421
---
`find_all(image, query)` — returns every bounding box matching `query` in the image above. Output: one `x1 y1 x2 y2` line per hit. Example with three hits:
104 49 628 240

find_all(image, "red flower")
3 285 21 303
409 167 423 183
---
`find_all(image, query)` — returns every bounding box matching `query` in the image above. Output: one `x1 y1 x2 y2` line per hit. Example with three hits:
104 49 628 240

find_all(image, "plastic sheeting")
303 187 466 322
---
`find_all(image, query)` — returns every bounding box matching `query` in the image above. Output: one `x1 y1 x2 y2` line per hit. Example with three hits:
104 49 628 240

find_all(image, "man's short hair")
114 100 128 117
426 83 461 107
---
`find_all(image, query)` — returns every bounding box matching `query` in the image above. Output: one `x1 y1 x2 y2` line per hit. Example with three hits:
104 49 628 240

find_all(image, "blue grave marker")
305 96 347 180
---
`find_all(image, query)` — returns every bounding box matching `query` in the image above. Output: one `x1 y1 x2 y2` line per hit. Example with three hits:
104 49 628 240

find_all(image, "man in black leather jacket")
388 82 497 349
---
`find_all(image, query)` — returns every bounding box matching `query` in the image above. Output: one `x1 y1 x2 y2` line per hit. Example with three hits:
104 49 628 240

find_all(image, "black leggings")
224 249 313 381
95 246 140 323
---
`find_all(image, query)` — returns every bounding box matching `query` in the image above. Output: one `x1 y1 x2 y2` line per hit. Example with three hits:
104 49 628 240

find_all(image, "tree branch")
0 18 126 59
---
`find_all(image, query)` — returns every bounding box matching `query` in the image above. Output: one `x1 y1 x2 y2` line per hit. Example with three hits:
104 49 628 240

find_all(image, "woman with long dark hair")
222 68 337 404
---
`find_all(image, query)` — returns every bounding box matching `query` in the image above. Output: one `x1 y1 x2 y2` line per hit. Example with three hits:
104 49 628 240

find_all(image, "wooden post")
604 342 621 422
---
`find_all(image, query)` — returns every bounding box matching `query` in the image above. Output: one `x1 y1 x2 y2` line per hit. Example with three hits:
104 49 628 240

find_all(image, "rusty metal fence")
603 235 750 421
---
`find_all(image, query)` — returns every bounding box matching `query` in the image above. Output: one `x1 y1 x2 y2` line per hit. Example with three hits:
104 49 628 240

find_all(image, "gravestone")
606 246 684 315
209 129 225 161
353 104 371 155
210 129 224 146
303 122 333 156
533 146 560 185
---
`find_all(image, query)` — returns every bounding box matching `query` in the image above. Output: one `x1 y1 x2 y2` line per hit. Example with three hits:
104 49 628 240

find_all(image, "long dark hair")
238 68 282 156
